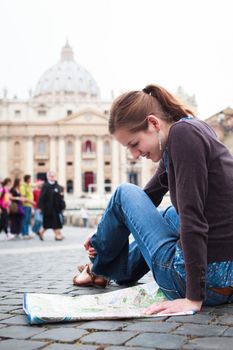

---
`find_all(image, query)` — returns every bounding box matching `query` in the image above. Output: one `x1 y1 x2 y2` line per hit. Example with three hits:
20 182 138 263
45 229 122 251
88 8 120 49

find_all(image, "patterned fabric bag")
9 202 19 214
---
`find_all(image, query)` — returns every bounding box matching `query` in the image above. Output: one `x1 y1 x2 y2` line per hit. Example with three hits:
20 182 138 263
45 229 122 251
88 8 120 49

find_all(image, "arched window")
14 141 20 156
104 141 111 155
85 140 92 152
82 140 96 153
38 140 46 155
66 179 73 193
66 141 73 156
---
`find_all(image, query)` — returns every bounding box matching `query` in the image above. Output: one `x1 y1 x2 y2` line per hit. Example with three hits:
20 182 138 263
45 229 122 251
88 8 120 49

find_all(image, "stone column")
97 136 104 195
49 136 57 172
58 136 66 186
74 136 82 196
141 157 151 187
0 136 8 178
26 136 34 176
111 139 120 191
120 145 127 183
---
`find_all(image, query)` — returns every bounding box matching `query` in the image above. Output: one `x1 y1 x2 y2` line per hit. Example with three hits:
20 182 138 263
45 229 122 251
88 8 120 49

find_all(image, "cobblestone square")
1 227 233 350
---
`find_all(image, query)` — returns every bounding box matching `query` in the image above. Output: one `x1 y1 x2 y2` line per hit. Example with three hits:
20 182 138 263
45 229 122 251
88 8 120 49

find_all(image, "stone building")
205 107 233 153
175 86 198 115
0 41 156 197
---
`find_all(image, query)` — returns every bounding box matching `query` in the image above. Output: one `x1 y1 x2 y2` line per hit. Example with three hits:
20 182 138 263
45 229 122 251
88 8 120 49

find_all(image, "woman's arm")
143 160 168 206
9 190 25 202
143 123 209 314
169 122 210 302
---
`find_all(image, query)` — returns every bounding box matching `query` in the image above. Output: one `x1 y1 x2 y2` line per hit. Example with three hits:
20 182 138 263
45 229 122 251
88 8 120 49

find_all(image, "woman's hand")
144 298 202 315
84 236 97 258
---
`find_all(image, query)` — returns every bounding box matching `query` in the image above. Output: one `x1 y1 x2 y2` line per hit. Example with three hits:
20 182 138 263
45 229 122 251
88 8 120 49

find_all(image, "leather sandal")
36 231 44 241
73 264 108 288
78 264 86 272
55 236 64 241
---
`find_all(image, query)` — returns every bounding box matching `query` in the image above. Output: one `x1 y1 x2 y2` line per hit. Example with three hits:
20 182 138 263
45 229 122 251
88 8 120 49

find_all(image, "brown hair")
12 178 21 189
24 174 31 182
109 84 195 134
2 178 11 187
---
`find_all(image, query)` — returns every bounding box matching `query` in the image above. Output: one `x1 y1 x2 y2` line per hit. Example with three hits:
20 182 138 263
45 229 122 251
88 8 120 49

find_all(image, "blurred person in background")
0 178 14 240
80 205 89 227
9 178 26 238
32 179 44 241
20 175 35 239
38 171 65 241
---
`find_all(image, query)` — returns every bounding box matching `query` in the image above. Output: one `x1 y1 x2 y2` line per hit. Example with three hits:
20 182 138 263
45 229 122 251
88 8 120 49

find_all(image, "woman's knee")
115 182 141 198
112 183 150 209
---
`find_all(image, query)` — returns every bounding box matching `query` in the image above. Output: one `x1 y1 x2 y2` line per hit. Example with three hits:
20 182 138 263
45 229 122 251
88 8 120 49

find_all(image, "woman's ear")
147 114 161 132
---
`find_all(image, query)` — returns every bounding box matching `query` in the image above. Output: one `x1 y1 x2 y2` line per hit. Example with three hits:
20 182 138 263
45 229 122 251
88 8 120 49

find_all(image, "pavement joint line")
0 244 83 255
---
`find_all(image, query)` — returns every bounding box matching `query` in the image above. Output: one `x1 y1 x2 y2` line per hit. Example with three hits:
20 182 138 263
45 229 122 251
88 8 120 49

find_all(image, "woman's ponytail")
142 84 195 121
109 84 195 134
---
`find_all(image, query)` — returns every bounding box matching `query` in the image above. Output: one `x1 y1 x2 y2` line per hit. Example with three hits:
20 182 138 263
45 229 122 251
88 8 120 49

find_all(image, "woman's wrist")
186 298 203 311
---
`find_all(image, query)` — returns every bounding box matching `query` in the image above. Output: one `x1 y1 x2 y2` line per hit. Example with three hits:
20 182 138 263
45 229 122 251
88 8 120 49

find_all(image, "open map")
23 282 194 324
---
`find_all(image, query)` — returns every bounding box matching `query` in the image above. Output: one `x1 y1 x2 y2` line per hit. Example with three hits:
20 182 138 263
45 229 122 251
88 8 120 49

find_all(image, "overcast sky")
0 0 232 119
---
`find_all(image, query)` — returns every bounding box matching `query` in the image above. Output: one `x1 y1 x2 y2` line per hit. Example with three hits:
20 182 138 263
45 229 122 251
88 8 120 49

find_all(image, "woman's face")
6 181 11 189
114 117 166 163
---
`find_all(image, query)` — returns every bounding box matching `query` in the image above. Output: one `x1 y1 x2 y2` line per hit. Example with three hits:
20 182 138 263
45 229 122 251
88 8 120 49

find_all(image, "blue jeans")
32 209 43 233
91 183 185 299
21 206 32 236
91 183 233 306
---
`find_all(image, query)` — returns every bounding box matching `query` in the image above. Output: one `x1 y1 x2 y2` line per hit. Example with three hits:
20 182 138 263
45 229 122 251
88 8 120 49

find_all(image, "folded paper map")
23 282 194 324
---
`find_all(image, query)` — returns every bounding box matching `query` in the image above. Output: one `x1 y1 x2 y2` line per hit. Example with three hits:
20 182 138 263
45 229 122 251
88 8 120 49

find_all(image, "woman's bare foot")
54 229 64 241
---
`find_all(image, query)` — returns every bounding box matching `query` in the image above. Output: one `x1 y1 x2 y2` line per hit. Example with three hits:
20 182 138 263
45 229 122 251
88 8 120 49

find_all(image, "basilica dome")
34 41 100 99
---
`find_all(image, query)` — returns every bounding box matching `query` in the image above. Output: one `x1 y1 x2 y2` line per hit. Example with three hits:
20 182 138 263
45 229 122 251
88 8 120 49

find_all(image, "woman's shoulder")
167 119 217 160
170 118 214 132
169 119 216 141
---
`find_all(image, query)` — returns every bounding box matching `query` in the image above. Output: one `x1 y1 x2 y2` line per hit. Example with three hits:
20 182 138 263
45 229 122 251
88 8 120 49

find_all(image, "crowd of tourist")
0 171 65 241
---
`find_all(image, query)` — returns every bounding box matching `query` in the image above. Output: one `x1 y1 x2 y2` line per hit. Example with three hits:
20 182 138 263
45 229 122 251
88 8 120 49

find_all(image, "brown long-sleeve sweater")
144 119 233 300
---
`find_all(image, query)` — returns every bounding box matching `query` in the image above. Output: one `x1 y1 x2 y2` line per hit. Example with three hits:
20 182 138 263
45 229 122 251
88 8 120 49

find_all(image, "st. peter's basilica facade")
0 41 156 197
1 41 231 198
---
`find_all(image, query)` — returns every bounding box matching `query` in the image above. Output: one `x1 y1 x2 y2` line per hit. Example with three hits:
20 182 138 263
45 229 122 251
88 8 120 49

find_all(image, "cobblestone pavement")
1 227 233 350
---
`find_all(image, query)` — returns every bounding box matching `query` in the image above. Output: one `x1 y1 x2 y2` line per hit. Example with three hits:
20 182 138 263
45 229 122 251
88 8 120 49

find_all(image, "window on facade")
67 110 72 116
14 141 20 156
104 179 111 193
38 162 45 166
83 171 95 192
66 141 73 156
83 140 93 153
38 140 46 155
14 110 21 117
67 161 73 166
104 141 111 155
66 180 73 193
37 172 47 181
38 110 47 116
128 172 138 185
105 161 111 166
